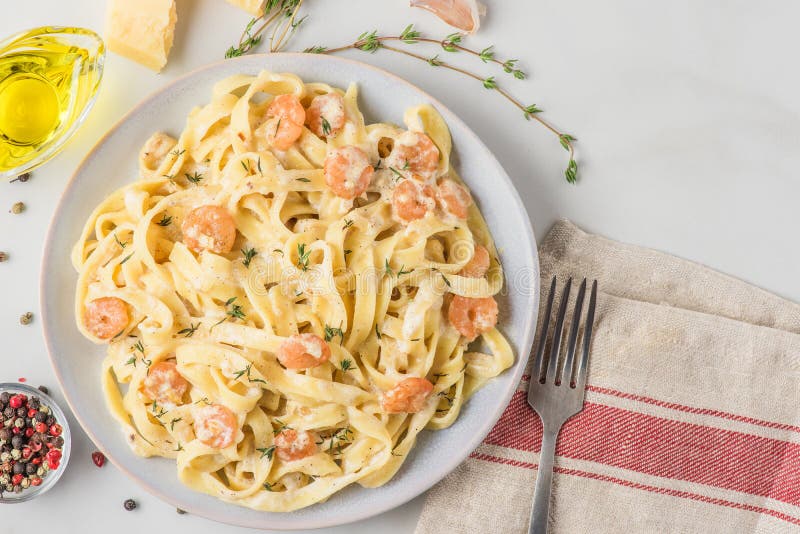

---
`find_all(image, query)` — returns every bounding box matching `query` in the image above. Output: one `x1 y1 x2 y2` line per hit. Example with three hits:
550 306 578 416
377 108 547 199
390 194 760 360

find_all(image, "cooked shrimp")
306 93 345 138
273 428 317 461
447 295 498 341
382 377 434 413
265 117 304 151
277 333 331 369
267 94 306 125
264 94 306 150
323 146 374 199
84 297 129 340
459 244 490 278
141 361 189 406
181 205 237 254
139 132 177 171
436 179 472 219
392 179 436 223
387 131 439 177
193 404 237 449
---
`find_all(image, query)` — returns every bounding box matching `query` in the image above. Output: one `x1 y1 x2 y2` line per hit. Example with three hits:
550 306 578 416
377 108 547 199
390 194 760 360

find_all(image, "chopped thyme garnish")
384 258 393 276
297 243 311 271
241 160 251 173
169 417 182 431
263 482 275 491
375 324 382 340
340 359 354 372
185 171 203 184
114 234 128 249
232 362 267 384
177 323 200 337
324 323 344 344
132 340 144 354
151 400 166 418
388 167 404 181
156 214 172 226
256 446 275 460
125 356 137 367
272 419 291 435
212 297 246 329
296 177 311 182
242 247 257 267
342 219 354 230
257 157 263 173
119 253 134 265
170 148 186 157
321 116 331 136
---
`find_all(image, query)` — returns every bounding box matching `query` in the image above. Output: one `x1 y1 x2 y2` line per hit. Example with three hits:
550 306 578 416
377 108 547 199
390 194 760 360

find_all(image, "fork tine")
575 280 598 389
545 278 572 383
561 278 586 386
532 276 557 382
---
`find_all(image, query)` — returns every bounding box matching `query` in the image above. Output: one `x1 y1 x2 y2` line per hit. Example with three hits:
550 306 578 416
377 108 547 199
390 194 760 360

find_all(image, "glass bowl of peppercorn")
0 383 70 502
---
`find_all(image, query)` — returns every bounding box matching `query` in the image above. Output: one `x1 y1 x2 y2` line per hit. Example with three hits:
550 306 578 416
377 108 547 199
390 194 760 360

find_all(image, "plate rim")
39 52 539 530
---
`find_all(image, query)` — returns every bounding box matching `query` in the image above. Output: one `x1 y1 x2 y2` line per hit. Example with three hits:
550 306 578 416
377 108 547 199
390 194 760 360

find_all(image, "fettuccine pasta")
72 70 513 511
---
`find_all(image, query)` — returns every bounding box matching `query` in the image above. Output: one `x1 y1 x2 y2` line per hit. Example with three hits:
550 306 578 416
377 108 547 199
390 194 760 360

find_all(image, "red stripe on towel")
484 391 800 505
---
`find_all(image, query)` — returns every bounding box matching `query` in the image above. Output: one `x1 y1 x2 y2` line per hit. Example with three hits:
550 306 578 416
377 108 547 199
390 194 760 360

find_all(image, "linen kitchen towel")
415 219 800 534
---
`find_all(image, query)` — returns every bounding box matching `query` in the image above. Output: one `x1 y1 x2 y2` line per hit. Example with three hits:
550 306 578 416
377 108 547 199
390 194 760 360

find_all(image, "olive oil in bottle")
0 27 104 178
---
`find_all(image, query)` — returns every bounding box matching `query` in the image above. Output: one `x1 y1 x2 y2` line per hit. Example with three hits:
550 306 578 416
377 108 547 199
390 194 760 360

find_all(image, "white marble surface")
2 1 799 532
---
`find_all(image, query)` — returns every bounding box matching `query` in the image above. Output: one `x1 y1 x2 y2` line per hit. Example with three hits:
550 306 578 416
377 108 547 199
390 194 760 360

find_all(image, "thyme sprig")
225 0 305 58
233 362 267 384
212 297 246 329
256 445 275 460
305 24 578 183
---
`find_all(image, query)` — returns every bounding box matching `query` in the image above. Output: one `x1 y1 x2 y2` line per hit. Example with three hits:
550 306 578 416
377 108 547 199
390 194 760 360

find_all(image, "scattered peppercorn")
10 202 25 214
176 508 186 515
123 498 137 511
0 251 7 262
19 312 33 326
37 386 48 395
91 451 105 468
11 172 31 183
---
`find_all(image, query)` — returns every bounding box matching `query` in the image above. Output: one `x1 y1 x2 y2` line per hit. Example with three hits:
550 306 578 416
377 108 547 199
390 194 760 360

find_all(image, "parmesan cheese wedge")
106 0 177 72
224 0 266 17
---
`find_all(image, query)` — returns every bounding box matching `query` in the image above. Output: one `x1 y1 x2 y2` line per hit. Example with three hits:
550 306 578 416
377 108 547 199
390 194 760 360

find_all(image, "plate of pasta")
40 54 539 529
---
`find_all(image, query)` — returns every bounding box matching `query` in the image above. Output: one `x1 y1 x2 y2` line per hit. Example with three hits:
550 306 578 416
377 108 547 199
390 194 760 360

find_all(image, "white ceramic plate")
40 53 539 530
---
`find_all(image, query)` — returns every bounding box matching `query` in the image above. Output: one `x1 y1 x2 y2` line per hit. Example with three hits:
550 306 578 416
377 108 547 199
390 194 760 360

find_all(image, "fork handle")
528 428 559 534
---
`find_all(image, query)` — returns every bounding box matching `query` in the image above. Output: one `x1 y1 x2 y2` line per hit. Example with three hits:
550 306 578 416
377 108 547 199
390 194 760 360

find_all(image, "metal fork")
527 277 598 534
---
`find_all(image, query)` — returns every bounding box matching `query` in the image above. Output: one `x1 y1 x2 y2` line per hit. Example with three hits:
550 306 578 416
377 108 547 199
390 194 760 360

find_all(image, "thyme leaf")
242 247 257 267
177 323 200 337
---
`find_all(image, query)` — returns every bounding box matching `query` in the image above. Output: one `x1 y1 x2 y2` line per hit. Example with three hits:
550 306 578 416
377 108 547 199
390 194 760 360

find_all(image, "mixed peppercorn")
0 390 64 496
